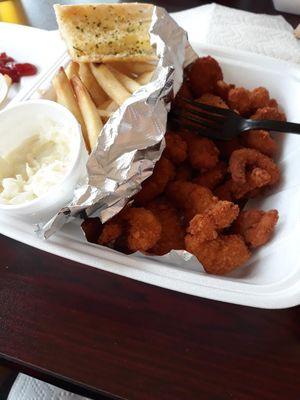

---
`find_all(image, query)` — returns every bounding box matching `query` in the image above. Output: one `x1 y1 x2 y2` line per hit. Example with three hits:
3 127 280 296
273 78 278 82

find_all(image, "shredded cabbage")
0 125 72 205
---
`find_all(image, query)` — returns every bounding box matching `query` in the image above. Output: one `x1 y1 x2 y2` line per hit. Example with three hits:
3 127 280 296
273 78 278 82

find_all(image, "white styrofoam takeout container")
0 24 299 309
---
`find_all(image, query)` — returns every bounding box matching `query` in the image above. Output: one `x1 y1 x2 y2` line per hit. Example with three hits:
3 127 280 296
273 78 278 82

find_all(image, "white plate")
0 22 66 109
1 25 300 309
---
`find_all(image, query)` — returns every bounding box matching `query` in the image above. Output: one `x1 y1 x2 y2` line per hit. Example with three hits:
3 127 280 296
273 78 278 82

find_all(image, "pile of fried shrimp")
82 55 284 276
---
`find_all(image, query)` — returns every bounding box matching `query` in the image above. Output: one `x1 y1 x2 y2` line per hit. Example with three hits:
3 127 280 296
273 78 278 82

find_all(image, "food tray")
1 24 300 309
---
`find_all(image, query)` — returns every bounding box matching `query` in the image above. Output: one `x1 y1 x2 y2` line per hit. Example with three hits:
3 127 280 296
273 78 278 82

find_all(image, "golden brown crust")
54 3 156 63
185 234 251 275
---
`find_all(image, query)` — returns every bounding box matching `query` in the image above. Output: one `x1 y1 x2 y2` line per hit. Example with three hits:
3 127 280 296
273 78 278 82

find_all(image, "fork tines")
170 97 229 140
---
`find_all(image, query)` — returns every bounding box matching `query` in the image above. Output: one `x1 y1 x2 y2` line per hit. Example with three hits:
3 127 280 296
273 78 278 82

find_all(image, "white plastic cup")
273 0 300 15
0 99 88 222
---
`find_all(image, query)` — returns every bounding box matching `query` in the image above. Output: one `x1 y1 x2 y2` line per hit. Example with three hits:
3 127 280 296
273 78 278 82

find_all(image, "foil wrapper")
40 6 198 238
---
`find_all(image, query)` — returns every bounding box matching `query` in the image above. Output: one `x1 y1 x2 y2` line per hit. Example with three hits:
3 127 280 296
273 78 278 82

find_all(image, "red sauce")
0 52 37 83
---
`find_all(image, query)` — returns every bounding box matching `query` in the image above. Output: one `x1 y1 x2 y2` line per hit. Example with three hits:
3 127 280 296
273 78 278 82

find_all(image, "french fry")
106 65 141 94
125 62 156 75
72 76 103 151
65 61 79 79
105 100 118 113
78 63 107 107
100 99 113 110
52 67 90 151
136 71 154 85
97 109 111 118
90 64 130 106
107 61 132 76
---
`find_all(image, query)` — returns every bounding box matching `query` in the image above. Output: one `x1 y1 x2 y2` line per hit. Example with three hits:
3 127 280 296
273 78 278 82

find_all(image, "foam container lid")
0 23 300 309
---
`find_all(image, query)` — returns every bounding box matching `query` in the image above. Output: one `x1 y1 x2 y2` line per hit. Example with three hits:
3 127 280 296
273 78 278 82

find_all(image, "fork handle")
245 119 300 134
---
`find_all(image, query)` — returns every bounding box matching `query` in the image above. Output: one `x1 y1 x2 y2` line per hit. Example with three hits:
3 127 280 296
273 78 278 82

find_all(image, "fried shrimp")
207 200 239 229
98 220 122 246
193 161 227 190
98 207 161 252
166 181 218 221
164 131 187 164
215 138 243 160
268 98 278 108
124 208 162 252
183 132 220 170
187 56 223 97
186 200 239 243
215 166 271 200
228 87 251 115
134 156 175 205
241 130 278 157
251 106 286 121
214 180 234 202
233 209 279 248
185 234 251 275
250 87 270 110
197 93 229 109
229 148 280 186
174 163 193 181
147 198 185 255
214 80 235 101
86 54 284 277
214 169 271 200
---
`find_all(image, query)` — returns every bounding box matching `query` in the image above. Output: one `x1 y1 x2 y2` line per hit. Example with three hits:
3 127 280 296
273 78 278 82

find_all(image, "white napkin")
172 3 300 64
8 374 91 400
8 4 300 400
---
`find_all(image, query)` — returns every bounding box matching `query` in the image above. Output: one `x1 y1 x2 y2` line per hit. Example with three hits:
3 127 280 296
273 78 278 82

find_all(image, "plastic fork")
170 98 300 141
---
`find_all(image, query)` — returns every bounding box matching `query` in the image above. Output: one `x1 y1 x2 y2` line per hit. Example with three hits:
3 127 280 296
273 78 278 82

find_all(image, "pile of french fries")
52 61 156 153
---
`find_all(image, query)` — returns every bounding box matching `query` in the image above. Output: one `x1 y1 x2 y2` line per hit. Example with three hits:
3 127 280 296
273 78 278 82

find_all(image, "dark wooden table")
1 1 300 399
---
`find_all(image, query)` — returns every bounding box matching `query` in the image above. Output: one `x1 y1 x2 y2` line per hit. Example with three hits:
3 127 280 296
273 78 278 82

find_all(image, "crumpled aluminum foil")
40 6 198 239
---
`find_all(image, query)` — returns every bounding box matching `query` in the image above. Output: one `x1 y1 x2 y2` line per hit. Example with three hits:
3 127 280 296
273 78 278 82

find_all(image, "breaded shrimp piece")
185 234 251 275
193 161 227 190
215 138 243 160
186 214 218 243
98 207 161 252
147 198 185 255
250 87 270 111
241 130 278 157
268 98 278 108
229 148 280 186
214 80 235 101
134 156 175 205
197 93 229 109
166 181 218 221
214 167 271 201
228 87 251 115
98 220 122 246
164 131 187 164
187 56 223 97
214 180 234 202
174 163 193 182
186 201 239 243
181 130 220 170
187 135 220 170
207 200 239 229
123 208 162 252
251 106 286 121
233 209 279 248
